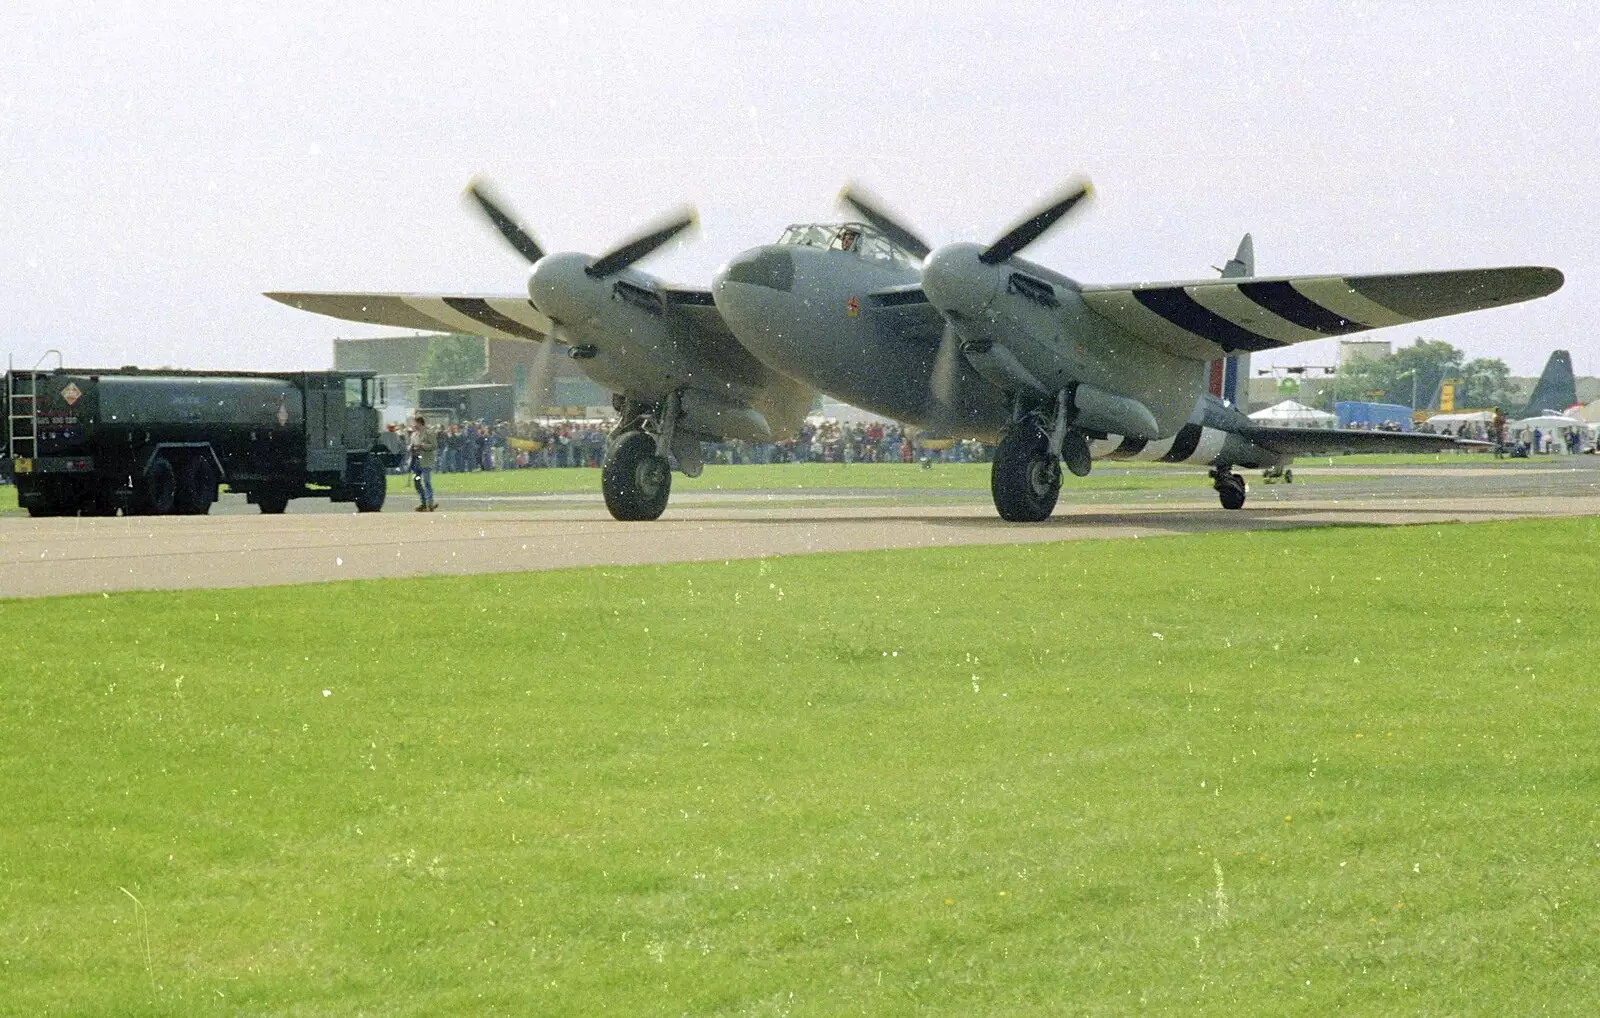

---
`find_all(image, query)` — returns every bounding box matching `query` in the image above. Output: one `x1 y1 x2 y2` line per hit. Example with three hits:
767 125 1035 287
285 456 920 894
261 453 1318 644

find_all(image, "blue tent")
1335 401 1414 431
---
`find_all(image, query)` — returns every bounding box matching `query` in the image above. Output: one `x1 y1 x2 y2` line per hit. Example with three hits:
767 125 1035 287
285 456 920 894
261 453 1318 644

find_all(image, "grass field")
3 518 1597 1014
0 450 1532 516
390 452 1518 498
388 462 1213 497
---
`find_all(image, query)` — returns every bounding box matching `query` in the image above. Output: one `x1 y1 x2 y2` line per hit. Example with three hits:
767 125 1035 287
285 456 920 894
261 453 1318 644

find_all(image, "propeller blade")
465 178 546 265
930 322 960 408
584 207 698 278
837 183 932 261
978 178 1093 265
525 330 556 415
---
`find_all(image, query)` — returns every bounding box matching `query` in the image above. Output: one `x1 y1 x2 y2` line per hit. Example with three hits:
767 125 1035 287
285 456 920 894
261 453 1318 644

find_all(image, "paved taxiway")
4 462 1599 598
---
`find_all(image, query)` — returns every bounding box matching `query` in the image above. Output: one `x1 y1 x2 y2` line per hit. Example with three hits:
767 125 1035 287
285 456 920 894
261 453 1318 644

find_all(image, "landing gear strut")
990 389 1090 523
1211 467 1247 510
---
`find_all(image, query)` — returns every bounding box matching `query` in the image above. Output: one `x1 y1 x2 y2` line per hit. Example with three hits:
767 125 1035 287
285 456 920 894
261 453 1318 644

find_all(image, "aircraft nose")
920 242 1000 316
712 247 813 374
715 247 794 293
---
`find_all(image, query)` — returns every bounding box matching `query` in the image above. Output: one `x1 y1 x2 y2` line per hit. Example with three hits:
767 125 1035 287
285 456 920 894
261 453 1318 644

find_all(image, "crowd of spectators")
396 417 997 472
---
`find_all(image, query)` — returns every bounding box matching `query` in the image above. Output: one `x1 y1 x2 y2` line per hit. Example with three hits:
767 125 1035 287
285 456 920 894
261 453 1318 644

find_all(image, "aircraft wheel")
354 456 387 513
991 424 1060 522
1216 472 1247 510
602 431 671 521
175 456 218 515
143 456 178 515
256 490 290 515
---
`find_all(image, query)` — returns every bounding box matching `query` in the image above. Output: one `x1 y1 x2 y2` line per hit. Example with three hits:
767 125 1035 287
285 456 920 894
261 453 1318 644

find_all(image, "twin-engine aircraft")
269 179 1563 522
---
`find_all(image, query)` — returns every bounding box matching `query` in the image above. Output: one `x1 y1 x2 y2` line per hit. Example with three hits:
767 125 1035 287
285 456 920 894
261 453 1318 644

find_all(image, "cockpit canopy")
775 222 923 269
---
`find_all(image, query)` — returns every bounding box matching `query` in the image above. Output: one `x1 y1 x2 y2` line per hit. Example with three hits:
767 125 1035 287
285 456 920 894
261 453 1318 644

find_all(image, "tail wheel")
142 456 178 515
601 430 671 521
991 424 1061 522
175 456 218 515
353 456 387 513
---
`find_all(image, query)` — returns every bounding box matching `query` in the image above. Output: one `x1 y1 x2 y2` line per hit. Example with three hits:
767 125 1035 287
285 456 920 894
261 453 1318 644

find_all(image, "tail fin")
1208 234 1254 406
1520 350 1577 417
1219 233 1254 278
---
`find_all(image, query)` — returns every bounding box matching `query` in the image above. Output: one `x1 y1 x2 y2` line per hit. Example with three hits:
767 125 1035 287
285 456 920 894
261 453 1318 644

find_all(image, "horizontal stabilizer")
1241 426 1489 457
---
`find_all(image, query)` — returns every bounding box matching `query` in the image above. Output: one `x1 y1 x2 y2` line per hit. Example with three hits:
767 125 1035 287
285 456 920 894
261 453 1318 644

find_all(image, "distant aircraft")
268 181 812 520
710 180 1563 519
1519 349 1578 418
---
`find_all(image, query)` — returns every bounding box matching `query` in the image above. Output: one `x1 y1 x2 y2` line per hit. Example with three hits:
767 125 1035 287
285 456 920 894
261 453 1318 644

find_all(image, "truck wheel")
85 486 119 517
142 457 178 515
257 490 290 514
353 456 387 513
175 457 218 515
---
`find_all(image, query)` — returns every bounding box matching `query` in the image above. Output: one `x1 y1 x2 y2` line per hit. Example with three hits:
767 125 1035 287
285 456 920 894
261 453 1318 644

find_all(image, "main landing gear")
603 431 672 520
990 389 1089 523
1211 467 1247 510
991 423 1060 522
602 392 700 521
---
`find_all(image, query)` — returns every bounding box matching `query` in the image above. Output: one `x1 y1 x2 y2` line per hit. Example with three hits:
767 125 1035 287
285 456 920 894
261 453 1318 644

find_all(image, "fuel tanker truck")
3 365 404 516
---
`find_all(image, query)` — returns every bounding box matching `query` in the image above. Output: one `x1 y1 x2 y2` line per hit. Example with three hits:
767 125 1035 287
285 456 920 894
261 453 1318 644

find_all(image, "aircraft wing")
1079 266 1563 361
652 286 793 389
658 286 735 343
1240 426 1490 457
265 292 553 342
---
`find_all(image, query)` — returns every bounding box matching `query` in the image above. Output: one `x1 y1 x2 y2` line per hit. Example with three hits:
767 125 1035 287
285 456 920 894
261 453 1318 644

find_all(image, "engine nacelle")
678 391 772 443
1073 383 1160 440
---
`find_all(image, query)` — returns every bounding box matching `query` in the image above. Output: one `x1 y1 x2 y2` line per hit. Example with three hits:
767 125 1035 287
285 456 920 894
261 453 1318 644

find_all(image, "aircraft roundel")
845 296 860 318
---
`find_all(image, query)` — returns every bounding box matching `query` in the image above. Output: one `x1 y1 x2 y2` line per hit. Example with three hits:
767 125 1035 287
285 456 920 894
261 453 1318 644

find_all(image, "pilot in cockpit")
834 227 860 252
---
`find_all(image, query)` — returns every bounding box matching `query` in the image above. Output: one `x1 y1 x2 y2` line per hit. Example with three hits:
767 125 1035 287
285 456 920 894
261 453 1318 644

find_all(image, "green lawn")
393 461 1213 496
397 452 1526 497
3 519 1597 1014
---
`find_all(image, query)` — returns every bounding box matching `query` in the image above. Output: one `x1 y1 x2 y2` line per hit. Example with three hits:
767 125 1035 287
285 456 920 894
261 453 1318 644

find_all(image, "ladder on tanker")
6 351 62 466
7 371 39 464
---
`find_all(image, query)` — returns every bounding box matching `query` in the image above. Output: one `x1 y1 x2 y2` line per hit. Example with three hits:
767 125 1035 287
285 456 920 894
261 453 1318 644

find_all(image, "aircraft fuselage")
713 236 1208 444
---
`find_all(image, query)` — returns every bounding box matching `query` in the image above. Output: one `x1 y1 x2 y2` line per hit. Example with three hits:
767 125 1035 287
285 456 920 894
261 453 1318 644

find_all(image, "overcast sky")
1 1 1594 376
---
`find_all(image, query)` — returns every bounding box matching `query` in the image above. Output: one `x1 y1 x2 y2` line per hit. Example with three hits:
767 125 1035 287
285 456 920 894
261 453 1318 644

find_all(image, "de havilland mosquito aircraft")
267 182 812 519
710 181 1564 520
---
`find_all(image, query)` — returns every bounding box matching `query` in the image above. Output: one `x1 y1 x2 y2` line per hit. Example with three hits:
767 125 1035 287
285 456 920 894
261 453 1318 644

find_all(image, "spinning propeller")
465 178 697 414
465 177 698 280
838 178 1093 406
839 178 1092 268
